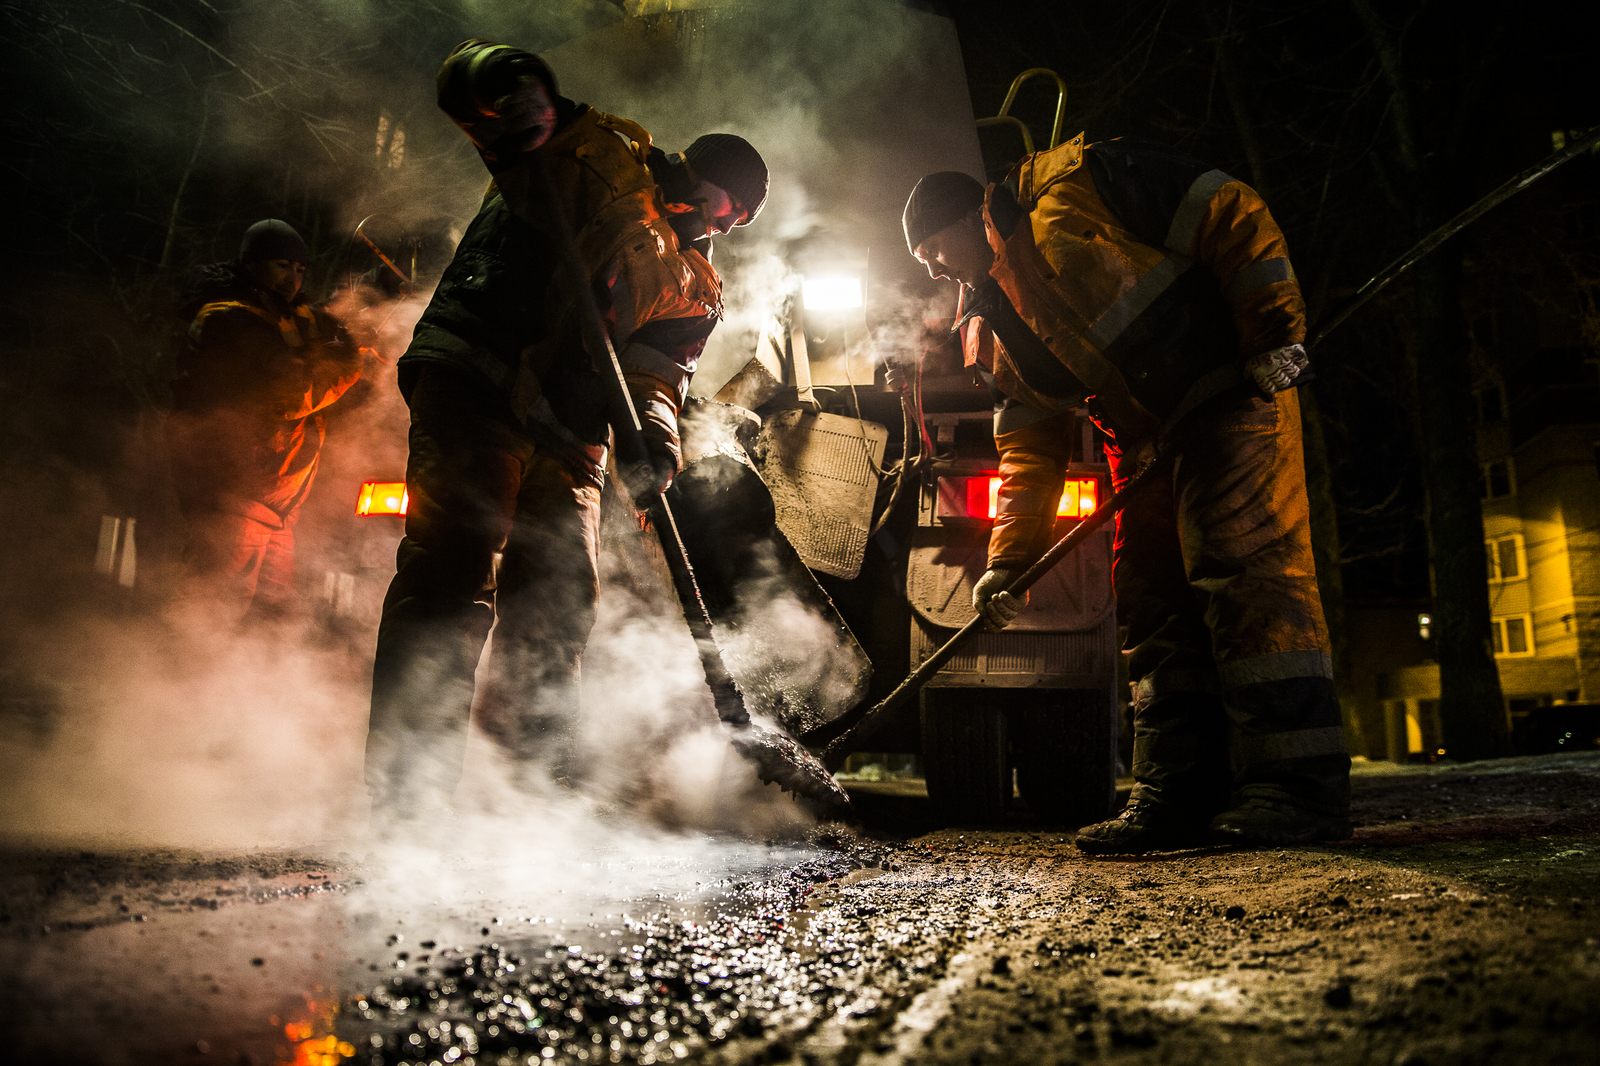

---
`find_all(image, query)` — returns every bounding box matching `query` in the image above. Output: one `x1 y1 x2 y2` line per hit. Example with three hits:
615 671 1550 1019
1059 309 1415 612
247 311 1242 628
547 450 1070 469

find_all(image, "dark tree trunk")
1208 0 1272 202
1352 0 1510 759
1209 0 1359 750
1412 249 1510 758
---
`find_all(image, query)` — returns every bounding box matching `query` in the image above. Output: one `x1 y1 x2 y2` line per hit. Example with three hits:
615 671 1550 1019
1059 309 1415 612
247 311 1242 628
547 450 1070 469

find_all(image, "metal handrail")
975 68 1068 156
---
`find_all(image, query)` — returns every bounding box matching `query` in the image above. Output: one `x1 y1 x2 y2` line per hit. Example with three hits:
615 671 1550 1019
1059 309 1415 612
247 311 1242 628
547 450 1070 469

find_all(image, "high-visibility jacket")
965 135 1307 569
403 41 722 484
170 263 361 519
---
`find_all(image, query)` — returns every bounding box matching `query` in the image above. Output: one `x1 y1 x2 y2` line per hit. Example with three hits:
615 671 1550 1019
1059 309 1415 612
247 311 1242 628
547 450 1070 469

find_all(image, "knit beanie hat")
902 171 985 253
684 134 769 224
239 219 310 264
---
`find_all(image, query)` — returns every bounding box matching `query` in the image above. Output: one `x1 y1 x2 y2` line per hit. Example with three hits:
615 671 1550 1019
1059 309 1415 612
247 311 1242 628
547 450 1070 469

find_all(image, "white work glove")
1244 343 1310 395
972 568 1025 629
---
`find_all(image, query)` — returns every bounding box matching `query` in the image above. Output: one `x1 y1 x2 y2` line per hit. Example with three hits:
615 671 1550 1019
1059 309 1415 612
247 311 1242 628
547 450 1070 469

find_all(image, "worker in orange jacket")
363 40 768 829
903 136 1348 851
169 220 364 629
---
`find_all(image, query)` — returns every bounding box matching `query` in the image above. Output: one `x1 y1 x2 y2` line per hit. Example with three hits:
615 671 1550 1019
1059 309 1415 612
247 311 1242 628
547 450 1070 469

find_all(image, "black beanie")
239 219 310 264
684 134 769 224
903 171 985 253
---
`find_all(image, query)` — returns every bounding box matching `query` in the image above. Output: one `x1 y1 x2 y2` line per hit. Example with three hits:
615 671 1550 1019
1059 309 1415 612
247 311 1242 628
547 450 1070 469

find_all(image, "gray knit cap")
903 171 985 253
684 134 769 225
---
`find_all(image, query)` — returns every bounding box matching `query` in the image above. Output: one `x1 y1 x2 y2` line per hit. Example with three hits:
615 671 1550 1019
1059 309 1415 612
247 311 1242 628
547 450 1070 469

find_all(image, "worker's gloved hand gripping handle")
972 567 1024 629
506 154 850 818
427 42 851 819
825 124 1600 769
615 365 683 506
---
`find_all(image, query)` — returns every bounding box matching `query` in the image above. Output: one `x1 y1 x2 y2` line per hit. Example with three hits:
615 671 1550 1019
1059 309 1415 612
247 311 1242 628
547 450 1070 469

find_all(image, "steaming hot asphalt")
5 754 1600 1065
344 834 921 1065
0 825 933 1064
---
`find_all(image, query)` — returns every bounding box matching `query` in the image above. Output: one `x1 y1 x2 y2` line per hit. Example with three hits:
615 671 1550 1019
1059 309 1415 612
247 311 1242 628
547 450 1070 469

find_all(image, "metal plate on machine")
752 409 888 580
669 451 872 737
912 614 1118 689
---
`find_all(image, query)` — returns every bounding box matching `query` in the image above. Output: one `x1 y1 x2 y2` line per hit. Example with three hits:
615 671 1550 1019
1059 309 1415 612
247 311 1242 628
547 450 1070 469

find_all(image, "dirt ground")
2 751 1597 1065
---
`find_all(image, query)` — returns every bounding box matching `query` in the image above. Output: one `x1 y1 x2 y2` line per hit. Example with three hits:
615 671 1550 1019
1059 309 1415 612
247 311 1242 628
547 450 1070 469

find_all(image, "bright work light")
800 275 863 311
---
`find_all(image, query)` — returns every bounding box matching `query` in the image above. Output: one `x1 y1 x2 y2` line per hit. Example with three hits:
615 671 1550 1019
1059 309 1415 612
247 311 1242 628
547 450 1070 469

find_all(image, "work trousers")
173 498 299 631
1106 388 1349 817
364 365 603 814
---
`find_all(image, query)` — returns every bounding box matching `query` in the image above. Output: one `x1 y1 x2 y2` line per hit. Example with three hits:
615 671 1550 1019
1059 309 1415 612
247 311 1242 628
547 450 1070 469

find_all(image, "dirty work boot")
1210 796 1351 847
1075 686 1232 855
1075 799 1212 855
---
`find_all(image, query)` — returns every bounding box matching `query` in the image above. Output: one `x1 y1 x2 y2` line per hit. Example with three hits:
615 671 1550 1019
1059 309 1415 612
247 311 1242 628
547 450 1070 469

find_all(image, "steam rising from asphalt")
1 0 983 856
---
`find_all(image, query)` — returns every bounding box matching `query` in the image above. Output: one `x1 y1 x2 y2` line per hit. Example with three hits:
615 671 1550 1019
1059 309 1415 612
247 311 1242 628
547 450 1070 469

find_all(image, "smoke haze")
0 0 983 856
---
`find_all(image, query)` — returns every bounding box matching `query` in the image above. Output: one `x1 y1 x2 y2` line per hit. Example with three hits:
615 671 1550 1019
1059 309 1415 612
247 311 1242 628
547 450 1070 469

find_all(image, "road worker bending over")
363 39 768 833
903 138 1349 852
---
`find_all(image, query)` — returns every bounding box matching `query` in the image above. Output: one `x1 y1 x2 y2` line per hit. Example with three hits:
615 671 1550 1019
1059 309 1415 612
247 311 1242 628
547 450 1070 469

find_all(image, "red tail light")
938 475 1099 520
355 481 408 516
964 476 1000 520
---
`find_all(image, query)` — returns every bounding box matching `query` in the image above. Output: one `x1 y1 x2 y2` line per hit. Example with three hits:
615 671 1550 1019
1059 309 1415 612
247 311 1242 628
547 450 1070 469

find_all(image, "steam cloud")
0 0 983 856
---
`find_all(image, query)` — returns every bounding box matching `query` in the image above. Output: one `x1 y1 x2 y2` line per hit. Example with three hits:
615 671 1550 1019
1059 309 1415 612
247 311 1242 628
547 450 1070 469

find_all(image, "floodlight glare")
800 275 863 311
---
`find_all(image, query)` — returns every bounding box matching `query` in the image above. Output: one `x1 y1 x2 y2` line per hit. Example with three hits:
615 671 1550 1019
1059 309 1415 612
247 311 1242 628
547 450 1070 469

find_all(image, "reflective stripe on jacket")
973 134 1307 569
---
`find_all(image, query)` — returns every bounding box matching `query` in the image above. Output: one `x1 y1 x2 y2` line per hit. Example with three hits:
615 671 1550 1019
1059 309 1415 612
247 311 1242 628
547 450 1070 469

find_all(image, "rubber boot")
1075 690 1230 855
1210 675 1352 847
1209 785 1352 846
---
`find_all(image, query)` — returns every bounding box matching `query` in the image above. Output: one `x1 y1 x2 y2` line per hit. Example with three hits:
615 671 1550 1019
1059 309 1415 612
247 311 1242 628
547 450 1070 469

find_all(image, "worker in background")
902 139 1349 852
168 219 364 630
363 39 768 832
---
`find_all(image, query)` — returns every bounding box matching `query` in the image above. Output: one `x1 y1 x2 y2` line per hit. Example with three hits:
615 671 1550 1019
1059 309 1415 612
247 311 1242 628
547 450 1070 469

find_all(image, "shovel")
822 124 1600 767
497 157 851 821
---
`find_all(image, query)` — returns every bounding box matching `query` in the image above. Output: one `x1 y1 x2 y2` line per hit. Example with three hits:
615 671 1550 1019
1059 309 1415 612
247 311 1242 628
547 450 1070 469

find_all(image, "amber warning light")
356 481 408 516
939 475 1098 520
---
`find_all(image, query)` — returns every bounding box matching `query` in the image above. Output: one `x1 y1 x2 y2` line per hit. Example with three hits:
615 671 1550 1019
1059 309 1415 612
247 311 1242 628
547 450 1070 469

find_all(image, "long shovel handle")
507 159 748 725
820 459 1160 767
503 156 851 817
823 128 1600 769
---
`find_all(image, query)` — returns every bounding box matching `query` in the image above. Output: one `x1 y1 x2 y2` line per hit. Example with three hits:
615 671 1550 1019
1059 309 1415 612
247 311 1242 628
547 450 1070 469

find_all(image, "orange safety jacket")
518 105 723 475
965 135 1307 569
172 269 361 520
404 40 722 482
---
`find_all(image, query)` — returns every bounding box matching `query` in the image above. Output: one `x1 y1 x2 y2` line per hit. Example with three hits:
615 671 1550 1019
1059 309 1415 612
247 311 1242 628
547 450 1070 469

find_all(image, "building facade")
1366 356 1600 760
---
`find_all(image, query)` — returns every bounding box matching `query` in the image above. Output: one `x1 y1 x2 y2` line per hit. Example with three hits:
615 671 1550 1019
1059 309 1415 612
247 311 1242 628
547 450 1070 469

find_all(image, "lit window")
1490 614 1535 657
1479 458 1515 500
376 112 406 169
1485 534 1525 582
